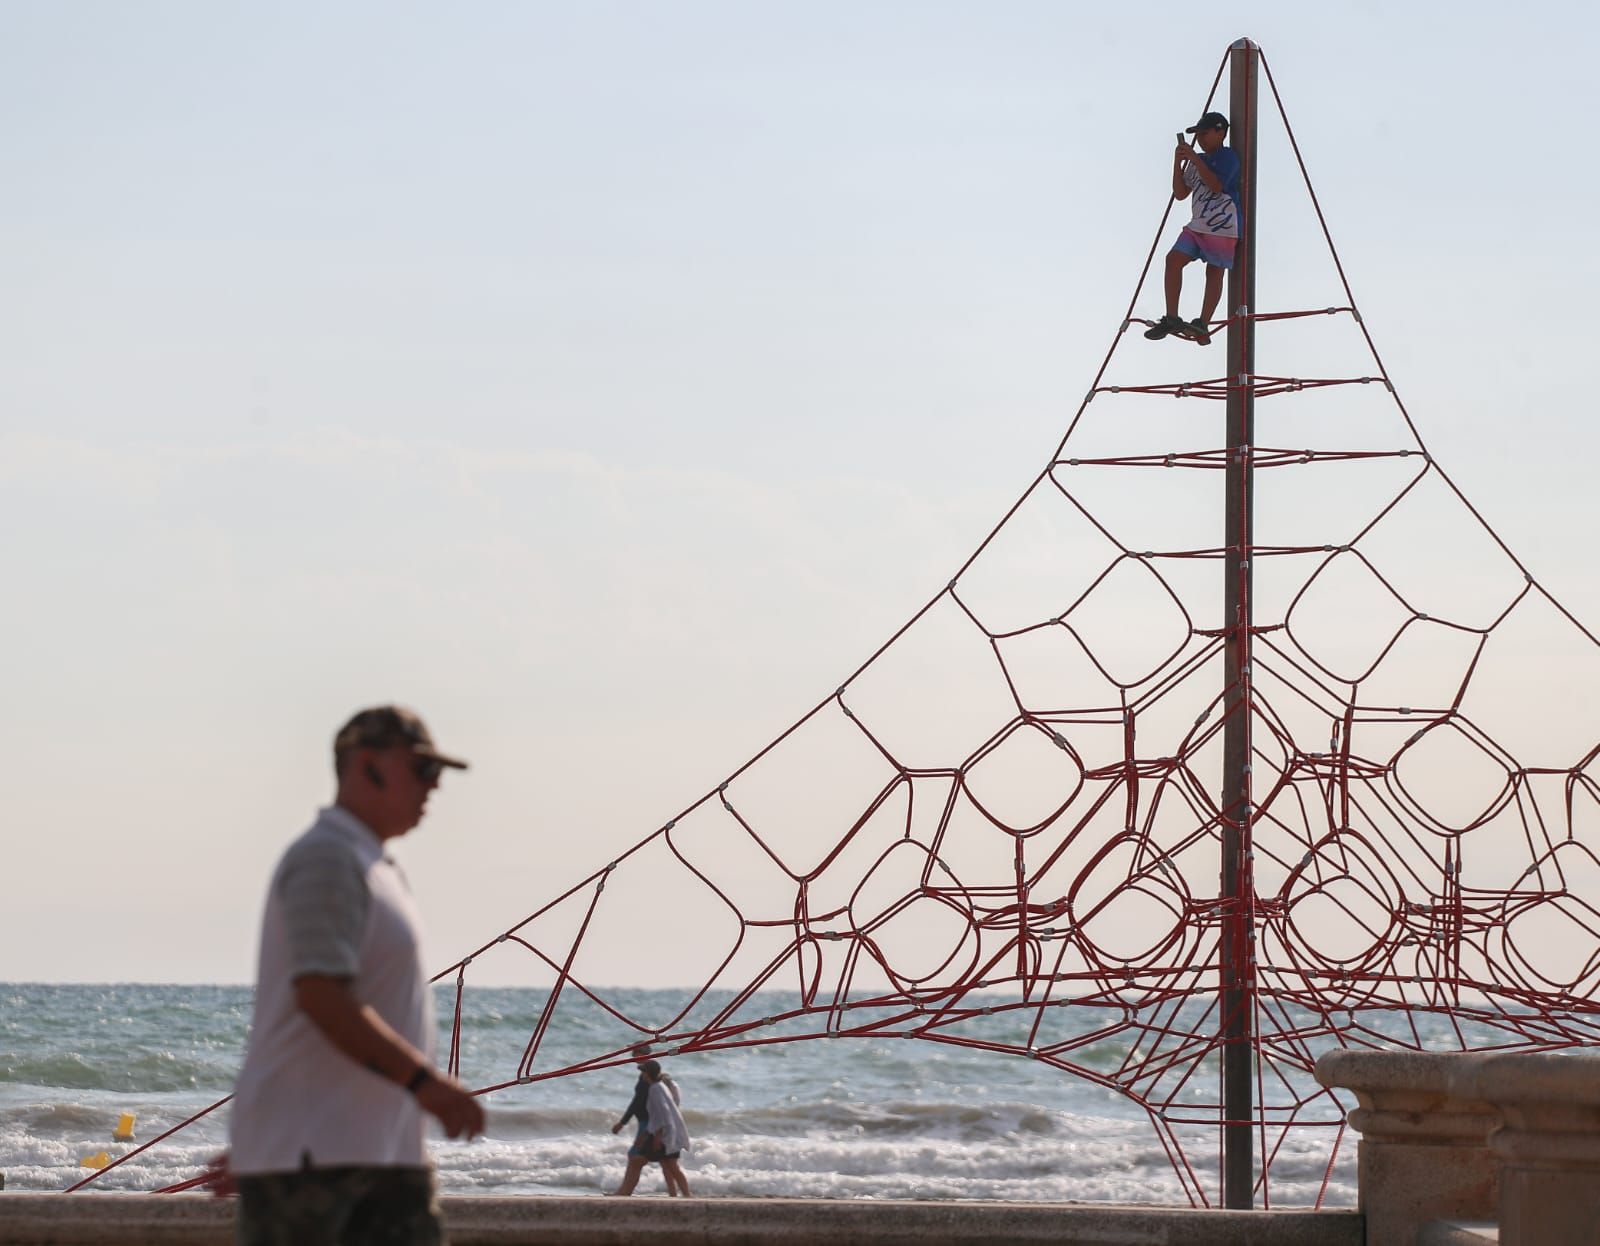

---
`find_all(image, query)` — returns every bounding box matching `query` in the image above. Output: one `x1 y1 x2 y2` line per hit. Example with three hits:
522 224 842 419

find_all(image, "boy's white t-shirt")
1183 147 1242 238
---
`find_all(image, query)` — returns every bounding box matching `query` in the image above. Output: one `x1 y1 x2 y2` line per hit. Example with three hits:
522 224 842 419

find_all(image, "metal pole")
1221 35 1259 1212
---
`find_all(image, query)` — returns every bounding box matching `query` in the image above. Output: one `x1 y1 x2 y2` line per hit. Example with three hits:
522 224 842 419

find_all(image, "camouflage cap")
333 705 469 770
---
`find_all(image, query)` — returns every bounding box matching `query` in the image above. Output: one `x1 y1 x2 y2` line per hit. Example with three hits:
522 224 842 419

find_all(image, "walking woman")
641 1060 691 1197
609 1055 688 1196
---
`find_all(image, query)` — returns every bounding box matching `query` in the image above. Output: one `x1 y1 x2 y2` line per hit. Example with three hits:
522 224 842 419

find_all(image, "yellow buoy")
113 1112 136 1142
80 1151 110 1170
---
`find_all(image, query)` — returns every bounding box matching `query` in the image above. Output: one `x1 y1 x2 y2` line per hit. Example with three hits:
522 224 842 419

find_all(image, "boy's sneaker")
1187 318 1212 344
1143 314 1183 341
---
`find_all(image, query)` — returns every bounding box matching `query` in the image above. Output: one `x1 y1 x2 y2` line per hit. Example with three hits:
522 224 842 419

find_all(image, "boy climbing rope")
1144 110 1241 346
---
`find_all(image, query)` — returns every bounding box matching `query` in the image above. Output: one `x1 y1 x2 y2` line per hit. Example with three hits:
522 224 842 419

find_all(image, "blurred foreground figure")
225 706 486 1246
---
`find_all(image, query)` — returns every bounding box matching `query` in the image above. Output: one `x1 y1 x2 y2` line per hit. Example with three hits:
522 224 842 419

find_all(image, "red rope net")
426 49 1600 1206
88 49 1600 1205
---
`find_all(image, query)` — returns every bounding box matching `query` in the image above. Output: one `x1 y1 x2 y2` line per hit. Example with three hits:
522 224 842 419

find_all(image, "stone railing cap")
1315 1049 1485 1094
1448 1050 1600 1106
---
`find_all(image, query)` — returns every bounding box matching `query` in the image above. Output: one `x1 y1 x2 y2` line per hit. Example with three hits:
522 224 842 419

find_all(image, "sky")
3 0 1599 986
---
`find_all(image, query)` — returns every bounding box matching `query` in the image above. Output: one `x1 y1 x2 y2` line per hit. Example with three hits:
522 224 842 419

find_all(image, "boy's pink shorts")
1173 227 1237 270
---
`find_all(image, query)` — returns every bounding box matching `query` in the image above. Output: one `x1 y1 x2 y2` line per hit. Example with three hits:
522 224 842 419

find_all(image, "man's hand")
1170 137 1196 199
199 1151 235 1198
415 1072 486 1140
611 1121 624 1135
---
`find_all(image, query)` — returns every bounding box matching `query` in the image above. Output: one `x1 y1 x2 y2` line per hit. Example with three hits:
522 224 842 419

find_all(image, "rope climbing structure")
85 40 1600 1206
429 41 1600 1207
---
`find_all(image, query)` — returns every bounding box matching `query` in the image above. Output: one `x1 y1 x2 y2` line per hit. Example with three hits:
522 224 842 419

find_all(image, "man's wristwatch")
405 1066 434 1096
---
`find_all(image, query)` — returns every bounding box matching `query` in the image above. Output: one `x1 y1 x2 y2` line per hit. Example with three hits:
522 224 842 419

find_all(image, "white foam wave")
0 1097 1356 1206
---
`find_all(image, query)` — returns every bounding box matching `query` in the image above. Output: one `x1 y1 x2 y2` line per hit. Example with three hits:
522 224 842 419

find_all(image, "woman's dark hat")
1186 111 1229 133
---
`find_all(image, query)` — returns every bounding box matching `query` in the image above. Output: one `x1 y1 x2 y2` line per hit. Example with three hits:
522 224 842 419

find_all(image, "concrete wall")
0 1194 1362 1246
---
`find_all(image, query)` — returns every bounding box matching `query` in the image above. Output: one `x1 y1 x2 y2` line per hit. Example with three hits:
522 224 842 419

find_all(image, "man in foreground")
226 706 485 1245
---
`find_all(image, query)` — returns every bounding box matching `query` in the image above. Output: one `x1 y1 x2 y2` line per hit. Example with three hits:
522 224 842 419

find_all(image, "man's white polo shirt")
230 805 435 1173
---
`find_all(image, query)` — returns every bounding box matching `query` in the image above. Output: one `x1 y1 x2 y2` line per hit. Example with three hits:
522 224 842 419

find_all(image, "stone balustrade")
1317 1046 1600 1245
1450 1051 1600 1246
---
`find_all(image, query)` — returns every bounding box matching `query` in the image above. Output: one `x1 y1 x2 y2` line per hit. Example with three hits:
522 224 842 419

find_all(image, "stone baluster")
1315 1050 1499 1245
1448 1050 1600 1246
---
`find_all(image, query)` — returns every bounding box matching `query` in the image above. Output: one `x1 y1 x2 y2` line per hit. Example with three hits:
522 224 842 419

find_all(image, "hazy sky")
4 1 1598 985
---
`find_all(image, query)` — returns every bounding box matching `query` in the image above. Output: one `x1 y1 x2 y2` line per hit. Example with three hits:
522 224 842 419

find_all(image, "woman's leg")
610 1154 647 1196
662 1157 691 1197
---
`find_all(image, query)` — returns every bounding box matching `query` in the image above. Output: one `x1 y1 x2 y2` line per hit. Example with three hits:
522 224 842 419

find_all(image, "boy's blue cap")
1187 111 1229 133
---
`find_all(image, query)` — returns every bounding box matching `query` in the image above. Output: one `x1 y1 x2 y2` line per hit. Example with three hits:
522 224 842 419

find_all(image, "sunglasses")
412 756 445 784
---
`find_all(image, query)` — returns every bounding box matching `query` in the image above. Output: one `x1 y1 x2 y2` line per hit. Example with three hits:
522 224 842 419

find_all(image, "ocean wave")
0 1048 236 1094
710 1098 1065 1140
480 1097 1097 1143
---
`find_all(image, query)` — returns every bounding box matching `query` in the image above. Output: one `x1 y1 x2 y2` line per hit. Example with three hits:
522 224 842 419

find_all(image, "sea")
0 983 1358 1205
